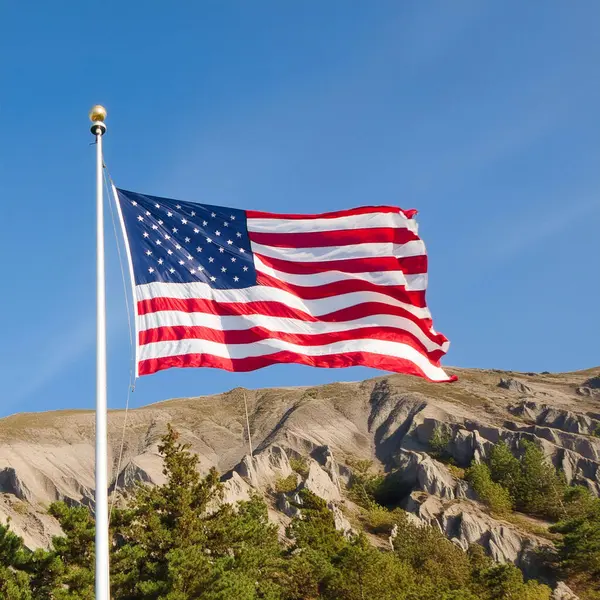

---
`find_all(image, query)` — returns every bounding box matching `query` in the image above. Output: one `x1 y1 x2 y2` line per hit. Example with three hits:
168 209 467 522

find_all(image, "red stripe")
139 325 445 363
254 253 428 275
256 271 427 308
138 350 455 382
246 206 417 220
136 298 445 346
248 227 419 248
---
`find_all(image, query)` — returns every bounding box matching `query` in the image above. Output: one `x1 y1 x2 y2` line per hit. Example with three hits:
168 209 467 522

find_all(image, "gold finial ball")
89 105 107 123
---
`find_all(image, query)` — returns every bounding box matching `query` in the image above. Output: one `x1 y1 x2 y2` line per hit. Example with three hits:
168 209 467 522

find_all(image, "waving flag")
114 188 454 382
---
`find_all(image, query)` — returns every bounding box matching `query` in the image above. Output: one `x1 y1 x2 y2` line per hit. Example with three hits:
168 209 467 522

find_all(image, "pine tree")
466 463 513 514
0 522 33 600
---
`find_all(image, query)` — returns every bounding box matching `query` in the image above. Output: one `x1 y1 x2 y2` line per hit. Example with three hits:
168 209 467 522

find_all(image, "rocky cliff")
1 366 598 596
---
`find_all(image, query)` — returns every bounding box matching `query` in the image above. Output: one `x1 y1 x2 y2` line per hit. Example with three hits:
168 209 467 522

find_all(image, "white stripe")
135 281 432 320
137 311 448 353
254 255 428 290
247 212 418 234
249 240 425 262
138 337 451 381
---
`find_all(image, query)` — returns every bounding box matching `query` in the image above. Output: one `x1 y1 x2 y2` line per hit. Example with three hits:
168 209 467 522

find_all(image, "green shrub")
289 456 309 478
275 474 298 494
429 425 452 460
361 505 404 534
466 463 513 515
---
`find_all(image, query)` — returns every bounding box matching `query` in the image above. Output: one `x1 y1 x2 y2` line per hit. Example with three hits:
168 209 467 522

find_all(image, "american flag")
114 188 454 382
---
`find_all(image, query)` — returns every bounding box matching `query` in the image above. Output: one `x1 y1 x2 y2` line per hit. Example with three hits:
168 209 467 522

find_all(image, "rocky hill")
1 366 599 596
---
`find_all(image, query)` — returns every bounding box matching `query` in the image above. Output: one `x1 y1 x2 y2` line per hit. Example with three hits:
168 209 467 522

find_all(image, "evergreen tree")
487 441 521 496
516 441 566 519
551 494 600 594
0 522 32 600
466 463 513 514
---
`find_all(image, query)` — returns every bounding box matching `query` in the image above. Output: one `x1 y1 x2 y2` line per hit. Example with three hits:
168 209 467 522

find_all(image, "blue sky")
1 1 599 417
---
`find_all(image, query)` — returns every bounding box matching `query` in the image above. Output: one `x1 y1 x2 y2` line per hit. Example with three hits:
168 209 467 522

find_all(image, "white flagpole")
89 105 110 600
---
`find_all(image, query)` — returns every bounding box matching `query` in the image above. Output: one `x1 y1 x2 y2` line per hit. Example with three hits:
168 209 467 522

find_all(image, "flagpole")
90 105 110 600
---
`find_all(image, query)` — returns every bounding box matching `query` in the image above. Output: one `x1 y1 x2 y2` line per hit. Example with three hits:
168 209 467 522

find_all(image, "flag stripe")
137 337 452 381
246 205 416 221
248 227 419 248
249 240 426 263
246 212 417 234
255 271 427 308
136 297 447 348
253 253 428 275
253 255 428 290
135 281 432 320
136 311 449 353
138 351 455 381
139 325 446 363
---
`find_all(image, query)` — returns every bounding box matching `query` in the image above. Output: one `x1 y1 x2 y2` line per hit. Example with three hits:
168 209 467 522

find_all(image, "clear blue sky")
1 1 599 417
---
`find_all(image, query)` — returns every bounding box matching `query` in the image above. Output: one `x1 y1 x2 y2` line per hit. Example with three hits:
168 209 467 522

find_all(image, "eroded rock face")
394 450 463 500
234 445 293 490
404 492 551 577
552 581 580 600
301 460 341 503
1 364 599 562
499 378 533 394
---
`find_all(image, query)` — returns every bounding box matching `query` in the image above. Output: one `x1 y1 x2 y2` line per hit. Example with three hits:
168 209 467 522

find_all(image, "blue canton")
116 189 257 289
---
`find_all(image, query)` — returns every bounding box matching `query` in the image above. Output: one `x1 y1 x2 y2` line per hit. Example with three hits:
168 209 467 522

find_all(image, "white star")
167 211 173 217
215 230 221 236
211 212 216 218
190 268 196 274
221 267 227 273
185 237 191 243
206 237 212 244
230 215 236 220
239 248 245 254
131 201 137 206
148 267 154 273
158 258 164 265
236 232 242 238
202 220 208 226
231 257 236 262
198 265 204 271
164 234 170 240
227 239 233 245
179 260 185 265
169 268 175 274
187 254 193 261
152 224 158 230
155 203 160 208
223 222 229 227
176 204 181 209
167 250 173 255
193 228 199 234
143 232 149 238
158 220 164 225
145 211 151 216
210 276 216 282
208 257 214 263
218 248 225 253
145 250 152 256
234 276 239 282
172 227 178 233
243 266 248 271
137 215 143 222
175 244 181 250
181 218 188 224
191 211 196 216
196 247 202 252
156 240 162 245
